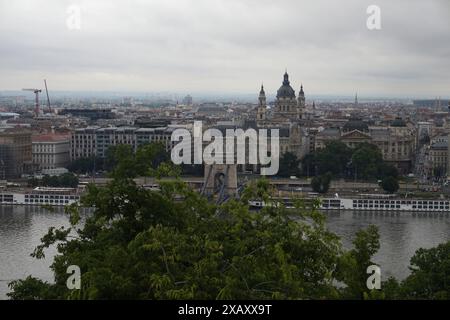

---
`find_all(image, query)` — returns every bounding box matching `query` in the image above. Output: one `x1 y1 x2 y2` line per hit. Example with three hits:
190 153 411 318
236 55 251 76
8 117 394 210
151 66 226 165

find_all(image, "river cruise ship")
0 187 81 206
249 194 450 212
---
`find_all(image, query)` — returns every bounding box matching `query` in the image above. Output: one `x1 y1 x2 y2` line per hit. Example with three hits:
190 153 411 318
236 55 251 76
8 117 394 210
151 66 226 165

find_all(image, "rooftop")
32 134 70 142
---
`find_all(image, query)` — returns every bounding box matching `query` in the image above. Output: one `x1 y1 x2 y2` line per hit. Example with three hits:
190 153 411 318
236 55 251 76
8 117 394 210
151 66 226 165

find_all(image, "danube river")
1 206 450 299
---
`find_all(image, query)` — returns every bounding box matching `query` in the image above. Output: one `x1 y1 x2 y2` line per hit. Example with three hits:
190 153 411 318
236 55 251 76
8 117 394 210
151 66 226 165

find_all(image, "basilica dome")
276 72 296 99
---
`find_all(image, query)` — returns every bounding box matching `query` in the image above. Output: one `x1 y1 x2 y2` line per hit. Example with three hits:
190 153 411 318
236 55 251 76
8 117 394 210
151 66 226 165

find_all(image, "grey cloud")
0 0 449 98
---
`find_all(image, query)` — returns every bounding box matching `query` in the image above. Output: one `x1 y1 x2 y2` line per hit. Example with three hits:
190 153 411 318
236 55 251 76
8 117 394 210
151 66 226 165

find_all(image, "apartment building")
70 126 180 160
0 129 32 179
32 134 70 170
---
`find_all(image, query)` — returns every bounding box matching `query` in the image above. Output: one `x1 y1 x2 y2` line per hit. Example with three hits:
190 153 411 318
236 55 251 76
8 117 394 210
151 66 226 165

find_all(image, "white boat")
0 187 81 206
249 195 450 212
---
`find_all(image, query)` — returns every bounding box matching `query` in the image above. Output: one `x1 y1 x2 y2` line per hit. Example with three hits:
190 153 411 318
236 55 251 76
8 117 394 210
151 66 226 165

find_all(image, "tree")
433 166 446 178
102 143 170 179
381 176 399 194
27 178 40 188
301 153 316 177
337 225 380 299
8 276 57 300
181 164 204 177
41 175 59 187
8 178 345 299
68 157 103 174
135 142 169 176
13 140 448 300
378 163 398 179
9 152 346 300
37 173 79 188
58 173 79 188
311 173 332 194
399 242 450 299
277 152 301 177
305 142 402 183
107 144 138 179
315 141 352 176
351 143 383 180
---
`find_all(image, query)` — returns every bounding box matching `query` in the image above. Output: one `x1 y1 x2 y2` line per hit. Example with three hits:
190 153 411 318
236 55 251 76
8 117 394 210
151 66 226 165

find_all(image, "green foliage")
381 176 399 194
8 276 55 300
135 142 169 174
107 143 171 179
379 163 399 179
433 166 446 178
29 173 79 188
318 141 352 176
10 141 450 300
308 141 352 176
27 177 40 188
9 175 347 299
9 147 350 300
303 141 400 183
351 143 383 180
380 242 450 299
400 242 450 299
337 225 380 299
277 152 301 178
311 173 332 194
181 164 204 177
68 157 103 174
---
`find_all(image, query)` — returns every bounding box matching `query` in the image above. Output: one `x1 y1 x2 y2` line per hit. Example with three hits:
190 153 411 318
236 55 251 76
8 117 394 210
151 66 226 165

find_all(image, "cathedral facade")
255 71 308 161
257 71 305 125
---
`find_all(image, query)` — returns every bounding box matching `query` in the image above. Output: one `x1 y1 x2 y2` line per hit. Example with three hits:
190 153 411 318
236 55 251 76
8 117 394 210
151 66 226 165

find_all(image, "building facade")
427 141 447 177
314 117 416 174
70 126 179 160
0 130 32 179
255 72 308 161
32 134 70 170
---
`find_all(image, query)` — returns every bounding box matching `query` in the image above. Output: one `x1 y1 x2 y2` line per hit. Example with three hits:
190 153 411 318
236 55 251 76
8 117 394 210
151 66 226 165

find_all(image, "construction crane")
44 79 52 114
22 88 42 116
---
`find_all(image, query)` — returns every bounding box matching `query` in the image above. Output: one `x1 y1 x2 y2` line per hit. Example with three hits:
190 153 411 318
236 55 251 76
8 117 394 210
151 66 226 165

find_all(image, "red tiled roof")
32 134 70 142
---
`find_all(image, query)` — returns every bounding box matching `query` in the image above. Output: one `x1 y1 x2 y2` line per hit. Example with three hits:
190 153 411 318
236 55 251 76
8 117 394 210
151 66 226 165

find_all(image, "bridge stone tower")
202 164 238 201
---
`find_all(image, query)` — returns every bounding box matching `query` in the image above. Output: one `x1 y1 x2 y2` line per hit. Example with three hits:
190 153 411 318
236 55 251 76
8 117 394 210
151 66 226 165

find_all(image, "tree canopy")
302 141 399 182
381 176 399 194
7 142 450 300
28 173 79 188
277 152 302 178
311 173 332 194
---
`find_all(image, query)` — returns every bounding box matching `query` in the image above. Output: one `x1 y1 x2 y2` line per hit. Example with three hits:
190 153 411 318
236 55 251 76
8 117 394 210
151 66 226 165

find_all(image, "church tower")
297 84 305 120
447 101 450 179
256 84 267 123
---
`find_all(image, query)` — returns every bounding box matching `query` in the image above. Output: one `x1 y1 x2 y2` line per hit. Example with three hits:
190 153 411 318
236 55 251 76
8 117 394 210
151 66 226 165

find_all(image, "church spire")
283 70 290 85
258 84 266 107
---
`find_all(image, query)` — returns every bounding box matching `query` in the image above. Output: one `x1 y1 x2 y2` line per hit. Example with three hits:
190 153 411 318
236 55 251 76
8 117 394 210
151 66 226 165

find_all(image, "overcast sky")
0 0 449 98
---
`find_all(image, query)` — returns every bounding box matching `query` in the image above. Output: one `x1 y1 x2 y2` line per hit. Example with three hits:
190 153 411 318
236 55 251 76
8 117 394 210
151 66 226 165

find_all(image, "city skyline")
0 0 449 97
